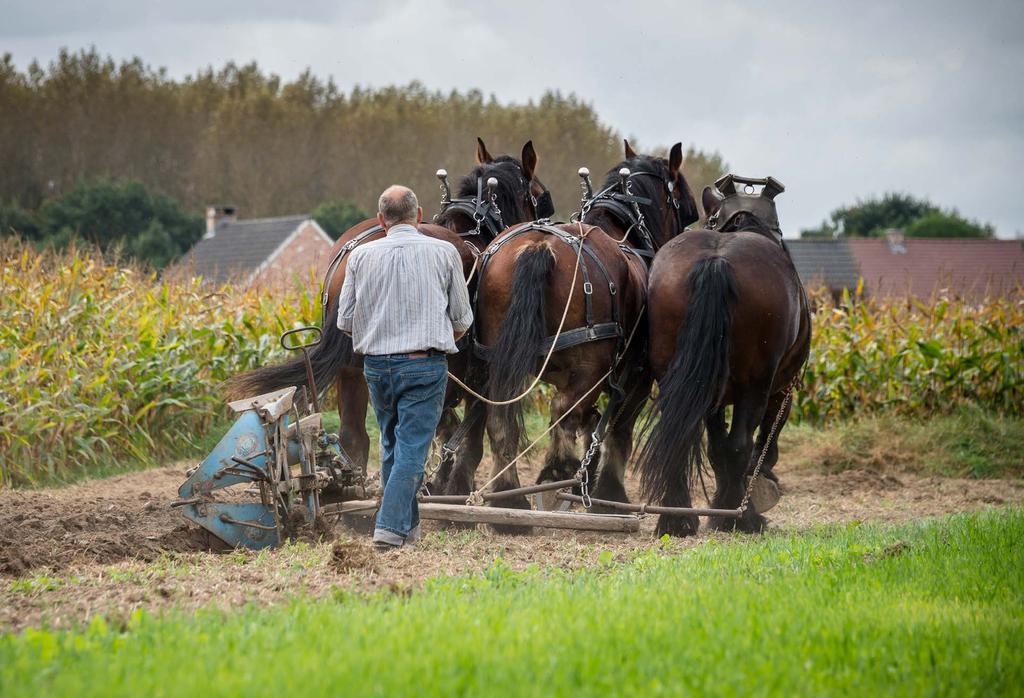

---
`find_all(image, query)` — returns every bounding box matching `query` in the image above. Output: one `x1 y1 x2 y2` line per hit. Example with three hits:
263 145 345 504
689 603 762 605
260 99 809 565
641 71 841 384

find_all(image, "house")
785 239 862 300
787 234 1024 300
170 206 335 288
847 234 1024 299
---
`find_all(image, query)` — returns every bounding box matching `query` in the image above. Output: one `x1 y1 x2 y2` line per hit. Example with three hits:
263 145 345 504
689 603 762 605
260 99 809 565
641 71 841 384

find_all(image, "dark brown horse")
637 176 811 537
226 139 552 476
453 142 698 513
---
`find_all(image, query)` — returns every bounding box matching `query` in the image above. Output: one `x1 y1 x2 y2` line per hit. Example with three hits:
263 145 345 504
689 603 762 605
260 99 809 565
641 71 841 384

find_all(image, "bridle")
579 166 697 254
435 168 554 240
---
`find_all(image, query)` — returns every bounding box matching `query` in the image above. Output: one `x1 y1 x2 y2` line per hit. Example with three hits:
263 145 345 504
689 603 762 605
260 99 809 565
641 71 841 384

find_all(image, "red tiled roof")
847 239 1024 298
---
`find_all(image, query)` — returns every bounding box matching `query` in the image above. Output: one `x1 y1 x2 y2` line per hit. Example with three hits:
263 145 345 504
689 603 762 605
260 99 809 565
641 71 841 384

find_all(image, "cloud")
2 0 1021 236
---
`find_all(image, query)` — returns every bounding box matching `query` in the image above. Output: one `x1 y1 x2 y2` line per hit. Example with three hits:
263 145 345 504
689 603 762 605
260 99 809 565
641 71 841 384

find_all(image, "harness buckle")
608 282 617 296
583 281 593 295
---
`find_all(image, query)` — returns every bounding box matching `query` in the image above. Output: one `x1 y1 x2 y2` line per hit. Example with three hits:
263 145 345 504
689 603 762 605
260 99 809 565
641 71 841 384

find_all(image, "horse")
449 141 699 516
636 175 811 537
226 139 553 480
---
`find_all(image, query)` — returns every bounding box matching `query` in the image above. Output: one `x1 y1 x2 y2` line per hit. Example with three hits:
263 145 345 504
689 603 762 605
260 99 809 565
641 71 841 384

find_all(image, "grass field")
2 508 1020 696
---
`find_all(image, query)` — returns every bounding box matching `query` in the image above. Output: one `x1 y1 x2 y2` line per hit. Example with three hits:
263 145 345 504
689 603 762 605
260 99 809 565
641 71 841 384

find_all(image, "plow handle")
281 326 323 412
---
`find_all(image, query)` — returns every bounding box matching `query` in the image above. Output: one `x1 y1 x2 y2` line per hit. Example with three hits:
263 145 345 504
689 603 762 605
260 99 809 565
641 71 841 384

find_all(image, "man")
337 185 473 551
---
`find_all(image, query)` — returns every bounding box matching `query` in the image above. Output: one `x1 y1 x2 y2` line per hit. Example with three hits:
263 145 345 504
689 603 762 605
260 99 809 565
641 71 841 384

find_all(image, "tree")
903 211 993 238
312 200 372 240
0 202 40 239
36 178 203 266
0 48 726 225
128 220 180 268
801 193 993 238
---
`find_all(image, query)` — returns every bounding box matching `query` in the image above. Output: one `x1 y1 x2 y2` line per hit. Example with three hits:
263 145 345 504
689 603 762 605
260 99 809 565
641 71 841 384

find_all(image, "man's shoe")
373 540 401 553
405 524 422 545
372 527 404 551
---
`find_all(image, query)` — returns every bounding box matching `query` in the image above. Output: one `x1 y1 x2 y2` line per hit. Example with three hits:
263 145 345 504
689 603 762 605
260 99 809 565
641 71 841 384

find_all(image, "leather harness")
319 224 385 325
472 222 625 361
437 175 507 241
472 168 691 361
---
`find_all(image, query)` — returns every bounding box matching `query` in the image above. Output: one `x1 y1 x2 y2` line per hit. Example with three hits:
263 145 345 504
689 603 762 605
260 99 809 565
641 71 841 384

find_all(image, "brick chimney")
885 228 906 255
205 205 238 238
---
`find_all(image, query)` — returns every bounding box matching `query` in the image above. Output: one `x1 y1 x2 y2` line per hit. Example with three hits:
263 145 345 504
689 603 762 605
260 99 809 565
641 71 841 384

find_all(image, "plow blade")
177 409 273 499
181 501 280 549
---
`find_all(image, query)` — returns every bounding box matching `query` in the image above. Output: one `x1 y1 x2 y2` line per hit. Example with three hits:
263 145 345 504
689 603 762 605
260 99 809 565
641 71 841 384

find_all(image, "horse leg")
337 365 370 474
708 390 769 533
537 385 600 485
426 406 459 494
752 390 793 484
591 373 652 510
539 418 580 486
445 404 487 496
706 408 730 488
483 401 530 512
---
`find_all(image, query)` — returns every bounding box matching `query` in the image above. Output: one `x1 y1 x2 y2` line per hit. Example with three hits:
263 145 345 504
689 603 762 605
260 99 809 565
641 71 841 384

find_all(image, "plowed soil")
2 459 1021 631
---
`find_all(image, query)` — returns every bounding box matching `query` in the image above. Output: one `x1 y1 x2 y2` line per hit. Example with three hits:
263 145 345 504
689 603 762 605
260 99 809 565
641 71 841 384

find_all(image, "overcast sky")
3 0 1022 237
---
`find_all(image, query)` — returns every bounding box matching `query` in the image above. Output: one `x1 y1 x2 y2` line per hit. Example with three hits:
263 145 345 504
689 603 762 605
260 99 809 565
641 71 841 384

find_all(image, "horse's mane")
437 156 529 227
719 211 776 237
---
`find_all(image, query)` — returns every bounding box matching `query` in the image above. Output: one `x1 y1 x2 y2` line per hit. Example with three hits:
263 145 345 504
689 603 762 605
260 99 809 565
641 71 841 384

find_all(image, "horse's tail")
224 297 354 401
638 256 737 501
486 242 557 446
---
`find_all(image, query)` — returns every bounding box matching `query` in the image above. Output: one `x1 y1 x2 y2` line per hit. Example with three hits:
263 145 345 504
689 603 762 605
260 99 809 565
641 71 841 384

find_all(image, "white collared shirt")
337 225 473 355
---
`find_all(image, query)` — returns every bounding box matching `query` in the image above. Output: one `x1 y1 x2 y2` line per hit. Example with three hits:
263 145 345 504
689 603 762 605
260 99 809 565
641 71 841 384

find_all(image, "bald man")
337 185 473 551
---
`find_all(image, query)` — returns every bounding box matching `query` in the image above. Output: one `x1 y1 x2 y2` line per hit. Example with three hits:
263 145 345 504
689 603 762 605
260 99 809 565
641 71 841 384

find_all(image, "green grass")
2 509 1021 696
781 407 1024 478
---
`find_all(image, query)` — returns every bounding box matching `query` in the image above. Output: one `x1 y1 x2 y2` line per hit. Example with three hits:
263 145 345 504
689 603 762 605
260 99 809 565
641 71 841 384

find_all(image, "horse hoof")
655 514 699 538
739 511 768 534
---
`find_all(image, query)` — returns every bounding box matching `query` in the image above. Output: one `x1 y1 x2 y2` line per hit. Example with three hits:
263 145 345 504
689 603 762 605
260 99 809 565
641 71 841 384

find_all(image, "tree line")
801 192 994 239
0 48 728 266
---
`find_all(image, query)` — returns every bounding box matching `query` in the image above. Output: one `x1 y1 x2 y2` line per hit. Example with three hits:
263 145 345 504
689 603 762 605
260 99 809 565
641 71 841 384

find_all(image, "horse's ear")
669 142 684 173
476 137 494 165
624 139 637 160
702 185 724 216
521 140 538 181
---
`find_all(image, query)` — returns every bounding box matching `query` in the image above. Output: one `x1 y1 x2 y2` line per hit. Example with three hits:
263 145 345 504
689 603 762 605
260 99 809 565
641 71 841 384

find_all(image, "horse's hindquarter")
725 233 805 388
647 231 718 377
648 230 803 388
419 223 479 279
326 221 477 301
476 225 640 384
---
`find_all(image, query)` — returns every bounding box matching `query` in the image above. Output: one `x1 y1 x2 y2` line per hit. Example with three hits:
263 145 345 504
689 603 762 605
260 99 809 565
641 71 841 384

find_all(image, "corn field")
1 240 1021 486
799 285 1023 421
0 241 315 486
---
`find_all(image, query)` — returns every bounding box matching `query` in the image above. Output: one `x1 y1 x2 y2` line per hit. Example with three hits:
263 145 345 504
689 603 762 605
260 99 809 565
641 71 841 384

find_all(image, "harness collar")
705 174 786 243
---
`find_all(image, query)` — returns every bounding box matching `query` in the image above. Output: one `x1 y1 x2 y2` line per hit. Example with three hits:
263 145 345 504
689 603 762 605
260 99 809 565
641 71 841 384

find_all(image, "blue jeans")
364 354 448 540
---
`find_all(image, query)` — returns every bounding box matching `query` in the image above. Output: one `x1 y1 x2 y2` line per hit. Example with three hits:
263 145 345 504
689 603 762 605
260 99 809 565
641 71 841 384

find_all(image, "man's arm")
336 256 358 336
446 247 473 337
